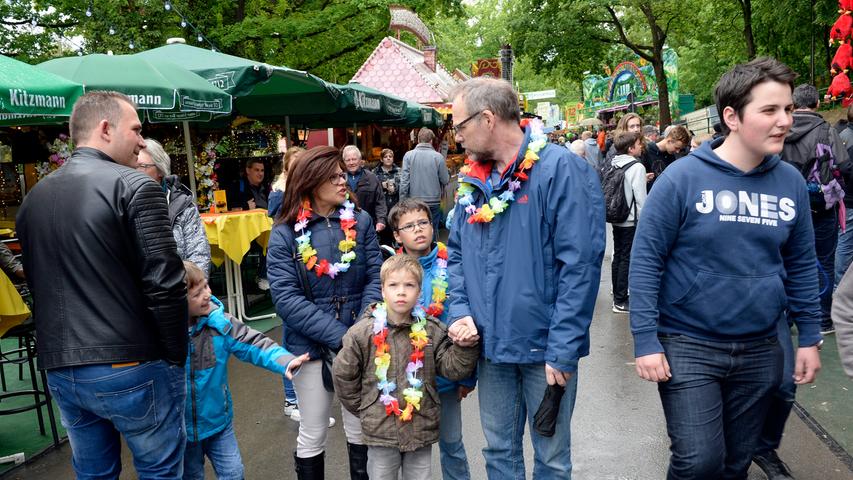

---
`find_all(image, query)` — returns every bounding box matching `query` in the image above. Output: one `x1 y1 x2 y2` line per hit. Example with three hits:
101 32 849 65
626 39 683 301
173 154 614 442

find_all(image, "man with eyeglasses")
445 77 605 479
400 127 449 241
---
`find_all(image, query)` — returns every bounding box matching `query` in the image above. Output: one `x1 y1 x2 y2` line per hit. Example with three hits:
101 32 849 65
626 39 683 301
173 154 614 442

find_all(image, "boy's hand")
635 353 671 382
286 353 310 380
793 346 821 384
449 316 479 346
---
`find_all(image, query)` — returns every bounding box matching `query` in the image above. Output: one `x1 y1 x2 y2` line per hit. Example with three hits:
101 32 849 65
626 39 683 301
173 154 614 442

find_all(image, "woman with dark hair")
267 146 383 479
373 148 400 246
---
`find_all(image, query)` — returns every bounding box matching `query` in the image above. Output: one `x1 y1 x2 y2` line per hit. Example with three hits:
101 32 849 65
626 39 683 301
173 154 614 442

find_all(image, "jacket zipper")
189 340 199 443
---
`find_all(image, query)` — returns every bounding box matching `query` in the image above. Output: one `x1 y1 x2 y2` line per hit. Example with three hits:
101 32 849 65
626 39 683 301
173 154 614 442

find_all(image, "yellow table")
200 209 275 322
0 270 29 338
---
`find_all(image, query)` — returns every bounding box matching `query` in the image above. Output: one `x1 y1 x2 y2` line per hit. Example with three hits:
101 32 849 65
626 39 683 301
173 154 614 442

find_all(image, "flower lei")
294 195 357 278
455 118 547 223
425 242 448 318
372 302 428 421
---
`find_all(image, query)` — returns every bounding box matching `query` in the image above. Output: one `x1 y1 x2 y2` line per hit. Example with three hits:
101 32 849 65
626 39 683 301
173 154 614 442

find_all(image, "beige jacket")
333 303 479 452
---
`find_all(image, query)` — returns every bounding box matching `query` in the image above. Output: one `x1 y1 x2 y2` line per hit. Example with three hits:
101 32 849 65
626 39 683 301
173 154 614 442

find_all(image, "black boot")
294 451 324 480
347 442 369 480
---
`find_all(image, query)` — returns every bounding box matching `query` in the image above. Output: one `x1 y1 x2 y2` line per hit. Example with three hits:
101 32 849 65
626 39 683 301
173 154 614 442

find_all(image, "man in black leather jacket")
16 91 189 479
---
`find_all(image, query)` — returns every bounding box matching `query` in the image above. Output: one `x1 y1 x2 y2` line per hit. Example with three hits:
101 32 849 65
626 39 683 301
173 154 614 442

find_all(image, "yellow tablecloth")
200 209 274 267
0 270 29 338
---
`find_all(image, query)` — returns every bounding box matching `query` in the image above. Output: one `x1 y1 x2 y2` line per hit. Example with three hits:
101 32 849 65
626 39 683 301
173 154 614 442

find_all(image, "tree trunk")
653 55 672 127
740 0 756 59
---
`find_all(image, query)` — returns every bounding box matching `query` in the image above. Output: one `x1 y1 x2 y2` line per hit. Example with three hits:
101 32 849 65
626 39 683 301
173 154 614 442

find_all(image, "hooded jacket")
447 127 605 373
163 175 210 276
267 207 383 358
186 296 296 442
629 138 823 357
415 243 477 394
610 154 648 227
332 303 479 452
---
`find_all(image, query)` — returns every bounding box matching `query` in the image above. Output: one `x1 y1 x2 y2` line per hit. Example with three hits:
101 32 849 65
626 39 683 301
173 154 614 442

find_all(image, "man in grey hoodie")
400 127 449 240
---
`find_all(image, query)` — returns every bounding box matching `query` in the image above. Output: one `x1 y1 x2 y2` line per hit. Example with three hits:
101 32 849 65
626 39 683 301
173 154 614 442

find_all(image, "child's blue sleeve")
225 316 296 375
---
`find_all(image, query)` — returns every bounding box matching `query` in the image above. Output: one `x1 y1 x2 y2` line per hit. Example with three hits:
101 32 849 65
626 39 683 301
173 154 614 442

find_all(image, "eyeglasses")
329 172 347 185
396 219 431 233
452 111 483 134
136 163 156 170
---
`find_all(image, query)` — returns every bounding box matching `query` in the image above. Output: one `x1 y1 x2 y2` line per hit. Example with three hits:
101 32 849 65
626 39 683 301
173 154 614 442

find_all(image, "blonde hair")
183 261 206 290
380 254 423 287
272 146 304 192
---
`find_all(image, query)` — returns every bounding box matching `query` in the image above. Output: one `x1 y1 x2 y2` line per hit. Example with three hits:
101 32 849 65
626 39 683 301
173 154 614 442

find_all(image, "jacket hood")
691 136 780 176
612 154 639 167
786 111 826 144
191 296 225 335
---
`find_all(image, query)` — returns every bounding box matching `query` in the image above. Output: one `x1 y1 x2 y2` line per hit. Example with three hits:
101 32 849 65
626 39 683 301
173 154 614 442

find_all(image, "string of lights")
53 0 219 55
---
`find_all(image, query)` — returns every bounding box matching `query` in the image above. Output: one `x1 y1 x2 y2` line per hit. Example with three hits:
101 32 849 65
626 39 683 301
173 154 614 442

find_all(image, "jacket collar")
417 244 439 270
190 296 226 336
73 146 119 164
415 143 435 150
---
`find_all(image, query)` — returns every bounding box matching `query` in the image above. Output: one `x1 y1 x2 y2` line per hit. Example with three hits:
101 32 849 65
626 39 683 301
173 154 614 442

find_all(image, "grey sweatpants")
367 445 432 480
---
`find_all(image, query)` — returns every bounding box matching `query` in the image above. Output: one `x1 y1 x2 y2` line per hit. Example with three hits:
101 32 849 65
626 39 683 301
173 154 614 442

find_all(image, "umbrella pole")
285 116 291 147
183 120 197 197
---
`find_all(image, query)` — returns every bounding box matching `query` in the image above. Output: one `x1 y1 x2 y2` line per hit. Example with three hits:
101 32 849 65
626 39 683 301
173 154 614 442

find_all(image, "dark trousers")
813 210 838 329
756 316 797 454
611 225 636 305
658 334 783 479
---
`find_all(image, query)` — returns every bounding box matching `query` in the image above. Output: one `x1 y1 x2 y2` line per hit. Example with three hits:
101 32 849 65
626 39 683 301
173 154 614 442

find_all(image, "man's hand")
448 316 479 347
458 385 475 401
376 222 386 232
645 172 655 182
247 199 257 210
545 364 573 386
793 346 821 385
285 353 311 380
635 353 671 382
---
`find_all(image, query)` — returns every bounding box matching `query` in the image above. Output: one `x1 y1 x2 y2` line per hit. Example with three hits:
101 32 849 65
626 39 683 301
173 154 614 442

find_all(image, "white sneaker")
289 408 301 422
284 400 297 417
257 278 270 291
328 417 336 428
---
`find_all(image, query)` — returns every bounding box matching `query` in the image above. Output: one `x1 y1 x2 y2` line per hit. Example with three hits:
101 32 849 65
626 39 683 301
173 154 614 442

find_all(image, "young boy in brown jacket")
332 255 479 480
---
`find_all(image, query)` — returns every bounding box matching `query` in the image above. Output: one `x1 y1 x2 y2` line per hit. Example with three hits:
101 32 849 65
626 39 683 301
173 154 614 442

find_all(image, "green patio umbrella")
134 43 337 116
0 54 84 125
38 54 232 114
377 101 444 128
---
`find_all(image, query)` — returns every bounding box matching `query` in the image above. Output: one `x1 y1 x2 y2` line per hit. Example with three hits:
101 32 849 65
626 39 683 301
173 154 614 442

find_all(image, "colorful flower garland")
194 139 220 210
372 302 428 421
294 195 357 278
425 242 448 318
36 134 73 180
455 119 547 223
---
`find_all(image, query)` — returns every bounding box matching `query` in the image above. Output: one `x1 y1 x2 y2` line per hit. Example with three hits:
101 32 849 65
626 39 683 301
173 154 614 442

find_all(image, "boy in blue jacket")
389 198 476 480
182 261 308 479
629 57 822 479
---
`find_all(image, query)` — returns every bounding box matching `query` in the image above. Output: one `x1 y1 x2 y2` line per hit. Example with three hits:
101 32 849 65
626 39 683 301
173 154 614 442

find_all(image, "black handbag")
292 248 337 392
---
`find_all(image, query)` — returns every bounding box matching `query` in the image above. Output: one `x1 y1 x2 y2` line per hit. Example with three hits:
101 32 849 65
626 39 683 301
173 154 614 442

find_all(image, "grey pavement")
5 261 852 479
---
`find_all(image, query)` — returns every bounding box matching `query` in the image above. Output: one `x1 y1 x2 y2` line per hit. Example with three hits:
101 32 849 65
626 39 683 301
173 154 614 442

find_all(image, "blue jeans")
183 421 244 480
756 317 796 454
813 211 838 328
46 360 187 479
438 390 470 480
658 334 783 480
836 205 853 286
477 358 578 480
282 324 297 403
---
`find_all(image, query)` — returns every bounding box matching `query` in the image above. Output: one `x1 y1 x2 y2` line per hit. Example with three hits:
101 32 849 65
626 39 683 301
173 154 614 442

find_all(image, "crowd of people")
10 58 853 480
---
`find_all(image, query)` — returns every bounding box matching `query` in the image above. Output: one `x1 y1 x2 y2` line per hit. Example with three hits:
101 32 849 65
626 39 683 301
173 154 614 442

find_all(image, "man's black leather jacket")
16 147 188 369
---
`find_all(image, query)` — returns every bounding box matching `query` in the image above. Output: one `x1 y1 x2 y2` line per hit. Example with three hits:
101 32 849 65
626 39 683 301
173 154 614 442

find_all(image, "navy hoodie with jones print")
629 137 823 357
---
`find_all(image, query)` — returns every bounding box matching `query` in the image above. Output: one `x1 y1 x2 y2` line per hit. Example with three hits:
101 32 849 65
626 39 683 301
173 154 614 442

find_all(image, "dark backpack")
799 124 845 210
601 160 640 223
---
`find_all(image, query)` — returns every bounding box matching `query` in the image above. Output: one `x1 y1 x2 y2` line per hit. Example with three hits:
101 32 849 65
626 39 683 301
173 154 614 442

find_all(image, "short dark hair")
714 57 797 135
388 198 431 231
614 131 643 155
245 157 264 169
792 84 819 109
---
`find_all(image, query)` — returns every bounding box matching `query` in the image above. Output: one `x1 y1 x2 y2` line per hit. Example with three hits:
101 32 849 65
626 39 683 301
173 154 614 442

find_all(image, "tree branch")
604 5 654 61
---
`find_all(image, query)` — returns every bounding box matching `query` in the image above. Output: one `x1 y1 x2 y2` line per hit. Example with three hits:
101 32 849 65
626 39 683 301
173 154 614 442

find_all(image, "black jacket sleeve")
127 177 188 364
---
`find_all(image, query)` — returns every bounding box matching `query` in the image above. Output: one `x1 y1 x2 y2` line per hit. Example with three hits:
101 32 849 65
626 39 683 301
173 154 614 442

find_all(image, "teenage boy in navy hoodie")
629 57 823 480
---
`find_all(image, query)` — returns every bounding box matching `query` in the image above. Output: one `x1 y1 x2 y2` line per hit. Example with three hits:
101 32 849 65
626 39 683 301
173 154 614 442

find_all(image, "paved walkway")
4 268 852 479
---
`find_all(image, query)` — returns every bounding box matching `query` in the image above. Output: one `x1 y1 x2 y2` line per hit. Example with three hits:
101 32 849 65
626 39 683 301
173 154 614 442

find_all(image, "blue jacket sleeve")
267 225 349 350
544 158 606 373
359 213 384 314
224 316 296 376
267 190 283 218
446 202 472 323
781 187 822 347
628 175 683 357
